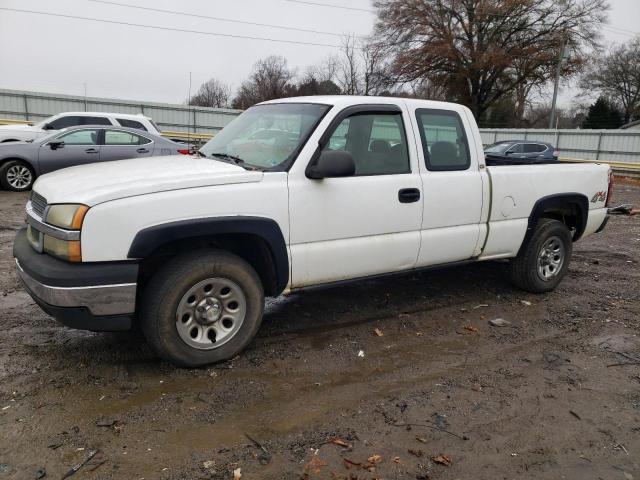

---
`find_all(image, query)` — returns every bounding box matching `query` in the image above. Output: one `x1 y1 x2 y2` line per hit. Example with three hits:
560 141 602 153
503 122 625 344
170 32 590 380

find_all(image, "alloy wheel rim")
537 236 565 281
175 277 246 350
6 165 32 189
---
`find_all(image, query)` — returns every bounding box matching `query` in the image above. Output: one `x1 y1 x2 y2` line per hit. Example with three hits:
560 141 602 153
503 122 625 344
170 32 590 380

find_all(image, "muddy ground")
0 182 639 480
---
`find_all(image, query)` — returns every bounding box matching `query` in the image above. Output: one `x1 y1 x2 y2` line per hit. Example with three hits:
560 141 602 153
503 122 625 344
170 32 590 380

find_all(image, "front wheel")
0 160 35 191
507 218 572 293
140 250 264 367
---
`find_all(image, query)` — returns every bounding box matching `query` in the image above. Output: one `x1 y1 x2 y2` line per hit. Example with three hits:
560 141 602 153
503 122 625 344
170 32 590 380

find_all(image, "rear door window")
524 143 547 153
105 130 151 145
117 119 147 131
415 109 470 171
82 116 112 126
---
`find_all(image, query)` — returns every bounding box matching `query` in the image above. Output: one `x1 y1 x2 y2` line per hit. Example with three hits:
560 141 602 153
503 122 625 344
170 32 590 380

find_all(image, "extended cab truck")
13 96 612 367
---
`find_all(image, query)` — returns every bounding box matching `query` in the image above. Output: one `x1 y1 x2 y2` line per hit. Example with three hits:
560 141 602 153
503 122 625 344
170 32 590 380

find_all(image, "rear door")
523 143 548 160
38 128 101 174
102 129 154 161
411 108 484 266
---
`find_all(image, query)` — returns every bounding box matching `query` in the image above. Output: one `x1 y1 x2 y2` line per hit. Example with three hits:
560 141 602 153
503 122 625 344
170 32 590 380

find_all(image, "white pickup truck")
14 96 612 366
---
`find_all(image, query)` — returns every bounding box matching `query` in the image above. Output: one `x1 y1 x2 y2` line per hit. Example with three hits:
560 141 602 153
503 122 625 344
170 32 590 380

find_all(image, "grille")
30 191 48 217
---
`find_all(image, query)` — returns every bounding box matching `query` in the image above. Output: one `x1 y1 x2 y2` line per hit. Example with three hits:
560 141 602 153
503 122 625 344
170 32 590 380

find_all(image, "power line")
86 0 365 38
0 7 341 48
284 0 375 13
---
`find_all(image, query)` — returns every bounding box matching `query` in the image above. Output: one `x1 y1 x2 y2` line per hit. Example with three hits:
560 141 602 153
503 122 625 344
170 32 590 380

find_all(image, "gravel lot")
0 182 639 480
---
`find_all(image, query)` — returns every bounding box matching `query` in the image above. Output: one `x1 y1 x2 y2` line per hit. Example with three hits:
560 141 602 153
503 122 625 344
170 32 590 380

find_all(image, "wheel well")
539 203 583 237
137 234 281 297
528 194 588 242
0 158 34 171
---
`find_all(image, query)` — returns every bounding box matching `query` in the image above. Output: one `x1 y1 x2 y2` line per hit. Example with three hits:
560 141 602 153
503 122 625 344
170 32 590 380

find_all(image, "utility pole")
188 72 193 152
548 38 566 129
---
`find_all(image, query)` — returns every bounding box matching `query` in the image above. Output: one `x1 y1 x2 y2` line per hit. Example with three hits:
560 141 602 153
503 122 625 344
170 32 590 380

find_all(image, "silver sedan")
0 125 192 191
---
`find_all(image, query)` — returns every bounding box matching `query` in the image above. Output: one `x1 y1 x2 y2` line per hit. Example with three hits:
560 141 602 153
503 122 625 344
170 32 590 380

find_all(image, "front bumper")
13 228 138 331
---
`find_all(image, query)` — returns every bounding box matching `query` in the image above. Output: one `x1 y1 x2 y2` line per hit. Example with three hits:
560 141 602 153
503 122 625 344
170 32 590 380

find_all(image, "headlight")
41 204 89 262
45 204 89 230
43 236 82 262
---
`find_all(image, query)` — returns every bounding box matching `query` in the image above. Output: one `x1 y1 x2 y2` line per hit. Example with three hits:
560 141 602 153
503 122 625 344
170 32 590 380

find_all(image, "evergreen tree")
581 97 623 129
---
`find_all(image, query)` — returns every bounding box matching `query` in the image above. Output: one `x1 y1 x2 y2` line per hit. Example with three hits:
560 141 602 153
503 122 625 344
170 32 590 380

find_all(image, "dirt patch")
0 186 639 480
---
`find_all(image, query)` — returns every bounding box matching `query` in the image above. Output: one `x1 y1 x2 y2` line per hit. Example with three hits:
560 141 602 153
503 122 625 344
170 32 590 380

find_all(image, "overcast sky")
0 0 638 108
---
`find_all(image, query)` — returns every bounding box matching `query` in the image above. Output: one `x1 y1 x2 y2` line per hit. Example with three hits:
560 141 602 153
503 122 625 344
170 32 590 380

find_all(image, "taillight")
177 149 190 155
606 169 614 207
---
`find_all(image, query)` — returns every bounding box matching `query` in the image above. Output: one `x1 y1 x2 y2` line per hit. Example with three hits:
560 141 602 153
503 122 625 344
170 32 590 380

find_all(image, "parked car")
14 96 612 367
0 112 161 143
484 140 559 164
0 126 190 191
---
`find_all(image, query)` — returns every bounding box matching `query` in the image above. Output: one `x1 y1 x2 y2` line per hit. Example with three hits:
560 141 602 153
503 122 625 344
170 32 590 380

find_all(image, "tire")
140 249 264 367
507 218 572 293
0 160 35 191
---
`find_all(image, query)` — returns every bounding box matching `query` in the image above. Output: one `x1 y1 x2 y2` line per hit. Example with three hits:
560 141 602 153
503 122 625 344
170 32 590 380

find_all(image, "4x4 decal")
591 191 606 203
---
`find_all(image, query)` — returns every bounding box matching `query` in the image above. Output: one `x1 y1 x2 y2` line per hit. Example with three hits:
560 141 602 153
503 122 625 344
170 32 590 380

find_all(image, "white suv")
0 112 161 143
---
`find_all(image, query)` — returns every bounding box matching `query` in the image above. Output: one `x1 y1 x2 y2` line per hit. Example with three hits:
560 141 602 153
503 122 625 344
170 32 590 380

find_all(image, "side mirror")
48 140 65 150
306 150 355 180
42 123 53 130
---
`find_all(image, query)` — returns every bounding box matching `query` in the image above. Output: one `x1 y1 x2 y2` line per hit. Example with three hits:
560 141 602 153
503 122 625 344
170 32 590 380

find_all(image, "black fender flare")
127 216 289 294
520 193 589 254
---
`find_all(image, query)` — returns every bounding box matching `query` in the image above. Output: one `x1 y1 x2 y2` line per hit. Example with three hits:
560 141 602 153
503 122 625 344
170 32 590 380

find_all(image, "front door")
288 104 423 288
38 128 101 174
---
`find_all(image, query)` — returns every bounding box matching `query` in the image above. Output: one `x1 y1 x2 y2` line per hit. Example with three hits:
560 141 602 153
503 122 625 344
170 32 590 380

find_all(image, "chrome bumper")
15 258 136 316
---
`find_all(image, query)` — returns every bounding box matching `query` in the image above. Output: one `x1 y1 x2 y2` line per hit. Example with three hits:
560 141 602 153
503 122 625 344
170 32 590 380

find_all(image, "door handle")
136 148 150 154
398 188 420 203
85 148 98 154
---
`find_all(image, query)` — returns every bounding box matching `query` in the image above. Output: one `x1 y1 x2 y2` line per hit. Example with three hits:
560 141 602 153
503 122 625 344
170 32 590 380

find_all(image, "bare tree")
334 35 393 96
232 56 295 109
581 37 640 124
374 0 608 119
187 78 231 108
335 35 362 95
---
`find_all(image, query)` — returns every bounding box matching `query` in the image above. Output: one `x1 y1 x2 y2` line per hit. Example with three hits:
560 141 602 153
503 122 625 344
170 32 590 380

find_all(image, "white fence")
0 88 240 136
2 88 639 165
479 128 640 164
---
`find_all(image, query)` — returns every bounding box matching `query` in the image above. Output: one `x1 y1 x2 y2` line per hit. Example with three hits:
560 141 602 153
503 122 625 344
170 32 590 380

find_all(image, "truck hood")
33 155 263 206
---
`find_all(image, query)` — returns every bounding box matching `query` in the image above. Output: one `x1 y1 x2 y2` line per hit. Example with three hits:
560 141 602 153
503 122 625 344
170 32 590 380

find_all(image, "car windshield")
199 103 330 170
484 142 514 153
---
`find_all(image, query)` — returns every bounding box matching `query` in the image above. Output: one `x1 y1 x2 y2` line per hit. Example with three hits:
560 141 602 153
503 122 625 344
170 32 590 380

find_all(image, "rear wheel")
0 160 35 191
507 218 572 293
140 250 264 367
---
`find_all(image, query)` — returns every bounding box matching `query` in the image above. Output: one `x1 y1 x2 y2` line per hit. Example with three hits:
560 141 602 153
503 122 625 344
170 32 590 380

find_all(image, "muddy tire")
0 160 35 191
140 250 264 367
507 218 572 293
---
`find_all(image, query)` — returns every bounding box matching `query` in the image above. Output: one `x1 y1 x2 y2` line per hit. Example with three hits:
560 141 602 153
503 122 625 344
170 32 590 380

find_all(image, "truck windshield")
199 103 330 170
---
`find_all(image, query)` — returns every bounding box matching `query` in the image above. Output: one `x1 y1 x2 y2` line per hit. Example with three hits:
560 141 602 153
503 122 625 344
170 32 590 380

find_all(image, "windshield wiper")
208 153 261 171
